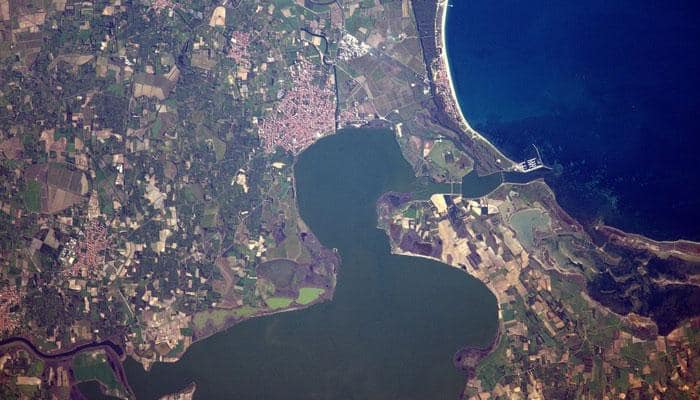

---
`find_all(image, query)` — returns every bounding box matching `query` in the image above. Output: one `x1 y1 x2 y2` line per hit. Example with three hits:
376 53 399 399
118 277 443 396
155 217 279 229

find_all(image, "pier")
515 144 546 172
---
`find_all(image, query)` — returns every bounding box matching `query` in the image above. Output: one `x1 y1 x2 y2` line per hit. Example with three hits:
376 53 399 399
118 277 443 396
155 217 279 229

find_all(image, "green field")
27 359 44 377
428 140 473 178
402 204 418 219
193 309 223 331
22 180 41 212
192 305 261 330
266 297 294 309
180 327 193 336
201 204 220 228
150 117 162 136
106 82 125 96
296 287 325 305
212 137 226 161
72 351 123 392
234 305 260 318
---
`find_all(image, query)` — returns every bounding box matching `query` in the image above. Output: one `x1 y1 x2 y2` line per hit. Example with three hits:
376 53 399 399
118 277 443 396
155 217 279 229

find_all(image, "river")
122 129 498 399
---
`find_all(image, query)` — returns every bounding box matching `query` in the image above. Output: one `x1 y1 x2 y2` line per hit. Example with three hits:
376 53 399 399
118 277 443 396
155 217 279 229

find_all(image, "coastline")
436 0 516 170
593 223 700 259
393 249 505 311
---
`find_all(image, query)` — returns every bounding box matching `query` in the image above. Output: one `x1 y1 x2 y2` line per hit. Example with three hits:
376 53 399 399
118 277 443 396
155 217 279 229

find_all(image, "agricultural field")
72 351 125 396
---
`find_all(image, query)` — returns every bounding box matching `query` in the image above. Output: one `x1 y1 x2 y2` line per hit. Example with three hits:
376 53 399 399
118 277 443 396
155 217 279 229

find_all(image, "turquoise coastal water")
122 129 497 399
447 0 700 240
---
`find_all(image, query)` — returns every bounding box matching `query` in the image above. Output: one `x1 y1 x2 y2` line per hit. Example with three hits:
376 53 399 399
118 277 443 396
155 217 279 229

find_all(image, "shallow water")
510 209 551 249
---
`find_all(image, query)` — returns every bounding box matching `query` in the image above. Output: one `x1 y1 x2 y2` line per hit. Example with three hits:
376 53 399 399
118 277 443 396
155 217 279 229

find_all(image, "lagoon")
123 129 498 399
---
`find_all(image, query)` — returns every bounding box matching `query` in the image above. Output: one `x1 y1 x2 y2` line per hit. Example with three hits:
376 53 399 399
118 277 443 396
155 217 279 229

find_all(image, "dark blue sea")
446 0 700 240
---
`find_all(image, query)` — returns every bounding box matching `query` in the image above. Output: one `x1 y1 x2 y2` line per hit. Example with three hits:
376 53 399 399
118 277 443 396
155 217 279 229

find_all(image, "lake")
122 129 498 399
447 0 700 240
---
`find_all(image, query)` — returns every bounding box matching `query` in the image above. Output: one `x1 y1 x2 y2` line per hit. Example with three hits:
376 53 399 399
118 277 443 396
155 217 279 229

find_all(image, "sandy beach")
437 0 516 167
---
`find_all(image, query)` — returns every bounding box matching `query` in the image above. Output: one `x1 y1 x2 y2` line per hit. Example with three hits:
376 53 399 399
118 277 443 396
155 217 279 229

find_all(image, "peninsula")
371 1 700 398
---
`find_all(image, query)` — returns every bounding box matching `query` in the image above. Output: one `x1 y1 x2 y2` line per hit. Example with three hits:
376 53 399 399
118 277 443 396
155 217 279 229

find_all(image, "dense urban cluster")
0 287 20 333
258 60 336 154
227 31 251 67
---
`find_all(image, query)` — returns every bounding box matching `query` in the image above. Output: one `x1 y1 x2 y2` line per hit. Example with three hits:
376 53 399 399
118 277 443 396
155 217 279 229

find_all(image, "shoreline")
436 0 516 169
389 247 504 387
393 249 505 309
593 223 700 259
